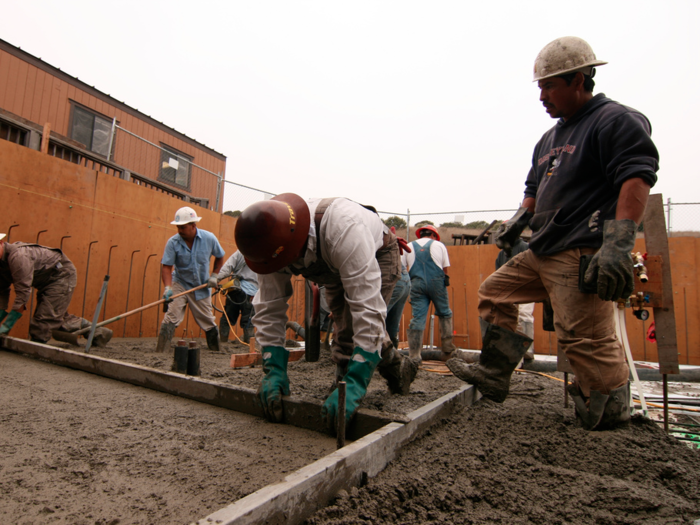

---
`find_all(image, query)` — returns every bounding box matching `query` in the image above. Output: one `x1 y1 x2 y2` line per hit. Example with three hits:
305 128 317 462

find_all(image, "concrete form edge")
196 385 476 525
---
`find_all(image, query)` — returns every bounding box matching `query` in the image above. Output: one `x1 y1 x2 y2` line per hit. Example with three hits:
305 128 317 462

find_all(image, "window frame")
159 144 193 191
68 102 114 158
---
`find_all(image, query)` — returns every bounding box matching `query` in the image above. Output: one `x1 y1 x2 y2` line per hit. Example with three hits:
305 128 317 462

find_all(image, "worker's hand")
494 207 533 253
163 286 173 302
258 346 290 422
207 272 219 289
397 236 411 255
321 347 380 435
583 219 637 302
444 275 451 287
0 310 23 336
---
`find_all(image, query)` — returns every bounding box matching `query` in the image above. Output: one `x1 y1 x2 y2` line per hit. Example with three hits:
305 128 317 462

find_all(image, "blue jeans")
408 276 452 330
386 270 410 342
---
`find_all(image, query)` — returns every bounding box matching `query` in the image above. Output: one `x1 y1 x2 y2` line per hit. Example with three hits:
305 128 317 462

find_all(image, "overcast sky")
5 1 699 224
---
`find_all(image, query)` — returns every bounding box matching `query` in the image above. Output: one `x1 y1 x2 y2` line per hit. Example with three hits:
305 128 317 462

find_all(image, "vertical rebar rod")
28 230 47 317
663 374 669 434
82 241 98 318
139 254 157 337
7 224 20 242
60 235 71 251
103 245 118 321
122 250 140 337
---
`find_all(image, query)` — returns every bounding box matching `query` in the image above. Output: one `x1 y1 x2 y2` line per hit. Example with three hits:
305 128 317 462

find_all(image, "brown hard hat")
234 193 311 274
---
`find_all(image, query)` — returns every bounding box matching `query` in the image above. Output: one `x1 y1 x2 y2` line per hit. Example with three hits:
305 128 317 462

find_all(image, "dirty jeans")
31 261 87 342
386 269 410 344
326 235 400 368
478 247 628 396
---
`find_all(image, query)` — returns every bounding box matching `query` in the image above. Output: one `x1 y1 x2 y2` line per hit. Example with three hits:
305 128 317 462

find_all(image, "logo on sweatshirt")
538 144 577 167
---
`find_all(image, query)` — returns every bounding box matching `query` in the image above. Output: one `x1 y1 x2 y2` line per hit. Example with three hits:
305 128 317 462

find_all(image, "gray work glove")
207 272 219 289
584 219 637 302
495 207 534 254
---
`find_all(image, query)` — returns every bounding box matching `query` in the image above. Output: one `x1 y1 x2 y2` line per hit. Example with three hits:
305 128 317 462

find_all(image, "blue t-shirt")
162 228 225 301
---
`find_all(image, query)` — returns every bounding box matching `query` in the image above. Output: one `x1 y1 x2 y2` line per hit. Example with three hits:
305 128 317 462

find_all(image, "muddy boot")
520 320 535 361
407 329 424 360
446 318 532 403
378 346 419 396
438 317 457 358
92 327 113 347
243 326 255 344
219 325 229 343
156 322 177 353
205 327 221 352
567 382 631 431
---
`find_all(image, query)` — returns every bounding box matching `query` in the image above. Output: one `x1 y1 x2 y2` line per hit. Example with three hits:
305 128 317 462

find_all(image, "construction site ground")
2 337 700 524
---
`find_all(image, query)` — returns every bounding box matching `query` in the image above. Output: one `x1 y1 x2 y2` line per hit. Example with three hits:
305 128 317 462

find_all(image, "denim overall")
408 239 452 330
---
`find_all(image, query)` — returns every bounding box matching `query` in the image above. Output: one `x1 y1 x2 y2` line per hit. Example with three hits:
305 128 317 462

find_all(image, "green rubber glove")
258 346 290 422
322 347 381 434
0 310 22 336
584 219 637 302
0 310 7 324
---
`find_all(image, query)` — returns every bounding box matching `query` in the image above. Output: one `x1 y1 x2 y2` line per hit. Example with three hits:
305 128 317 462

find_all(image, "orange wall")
2 139 699 364
0 45 225 210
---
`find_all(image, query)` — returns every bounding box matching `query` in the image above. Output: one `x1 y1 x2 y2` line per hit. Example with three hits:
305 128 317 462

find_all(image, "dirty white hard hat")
533 36 607 82
171 206 202 225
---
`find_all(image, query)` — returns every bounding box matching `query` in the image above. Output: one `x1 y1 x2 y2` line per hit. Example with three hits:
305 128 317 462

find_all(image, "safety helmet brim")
533 36 607 82
415 225 440 241
171 206 203 225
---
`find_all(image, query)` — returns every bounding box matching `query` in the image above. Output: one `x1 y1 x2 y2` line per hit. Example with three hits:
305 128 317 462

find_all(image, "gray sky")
5 1 699 223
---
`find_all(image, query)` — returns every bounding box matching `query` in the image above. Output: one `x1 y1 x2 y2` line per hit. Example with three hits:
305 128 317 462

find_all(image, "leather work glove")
321 347 381 434
495 207 534 254
397 236 412 256
207 272 219 289
444 275 451 287
163 286 173 302
583 219 637 302
0 309 22 336
259 346 290 422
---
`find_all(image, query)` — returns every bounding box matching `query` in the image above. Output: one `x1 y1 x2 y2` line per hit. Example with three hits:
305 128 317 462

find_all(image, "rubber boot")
567 382 631 430
92 327 113 347
156 322 177 353
243 326 255 344
407 329 424 360
219 325 229 343
438 317 457 358
378 346 419 396
446 318 532 403
205 327 221 352
520 320 535 361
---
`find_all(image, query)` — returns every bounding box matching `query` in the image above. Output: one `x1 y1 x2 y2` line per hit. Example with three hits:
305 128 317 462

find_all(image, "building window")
69 105 112 157
159 145 192 190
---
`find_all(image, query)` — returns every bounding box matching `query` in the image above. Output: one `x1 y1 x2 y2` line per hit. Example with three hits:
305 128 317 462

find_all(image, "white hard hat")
171 206 202 225
0 233 5 241
533 36 607 82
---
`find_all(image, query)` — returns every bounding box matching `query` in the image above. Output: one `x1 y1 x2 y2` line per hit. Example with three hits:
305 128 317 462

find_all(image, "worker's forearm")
161 265 173 287
616 178 651 224
522 197 536 213
212 257 224 275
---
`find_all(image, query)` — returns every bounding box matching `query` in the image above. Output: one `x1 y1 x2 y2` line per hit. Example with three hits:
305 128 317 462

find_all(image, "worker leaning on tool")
234 193 418 432
157 207 225 353
447 36 659 431
0 233 113 345
405 224 456 362
217 250 258 344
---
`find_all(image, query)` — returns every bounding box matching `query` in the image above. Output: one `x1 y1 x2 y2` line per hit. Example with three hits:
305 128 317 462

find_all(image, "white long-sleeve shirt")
253 198 388 353
218 250 259 296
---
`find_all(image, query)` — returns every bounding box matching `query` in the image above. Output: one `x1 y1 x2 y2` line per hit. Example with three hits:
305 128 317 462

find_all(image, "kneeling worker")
235 193 419 431
0 233 112 345
157 207 225 353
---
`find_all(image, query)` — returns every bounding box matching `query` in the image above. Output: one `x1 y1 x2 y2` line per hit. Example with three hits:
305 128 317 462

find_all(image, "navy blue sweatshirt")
524 94 658 256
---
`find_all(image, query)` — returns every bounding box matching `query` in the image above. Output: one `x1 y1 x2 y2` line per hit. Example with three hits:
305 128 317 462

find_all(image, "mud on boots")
447 318 532 402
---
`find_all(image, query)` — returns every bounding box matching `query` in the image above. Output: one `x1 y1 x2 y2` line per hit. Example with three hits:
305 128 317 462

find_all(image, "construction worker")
0 233 112 345
447 37 659 431
385 228 411 349
405 224 456 361
217 250 258 344
157 207 225 353
235 193 419 431
494 226 534 361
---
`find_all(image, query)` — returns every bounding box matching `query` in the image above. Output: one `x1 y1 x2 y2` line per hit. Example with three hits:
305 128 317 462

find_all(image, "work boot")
438 317 457 358
243 326 255 344
156 322 177 353
378 346 419 396
205 327 221 352
520 320 535 361
446 318 532 403
219 325 229 343
567 382 631 431
407 329 424 360
92 327 113 347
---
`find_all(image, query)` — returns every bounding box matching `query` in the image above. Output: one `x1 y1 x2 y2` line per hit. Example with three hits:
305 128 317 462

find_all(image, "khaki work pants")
326 234 400 367
162 281 217 332
478 247 628 396
31 261 86 342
